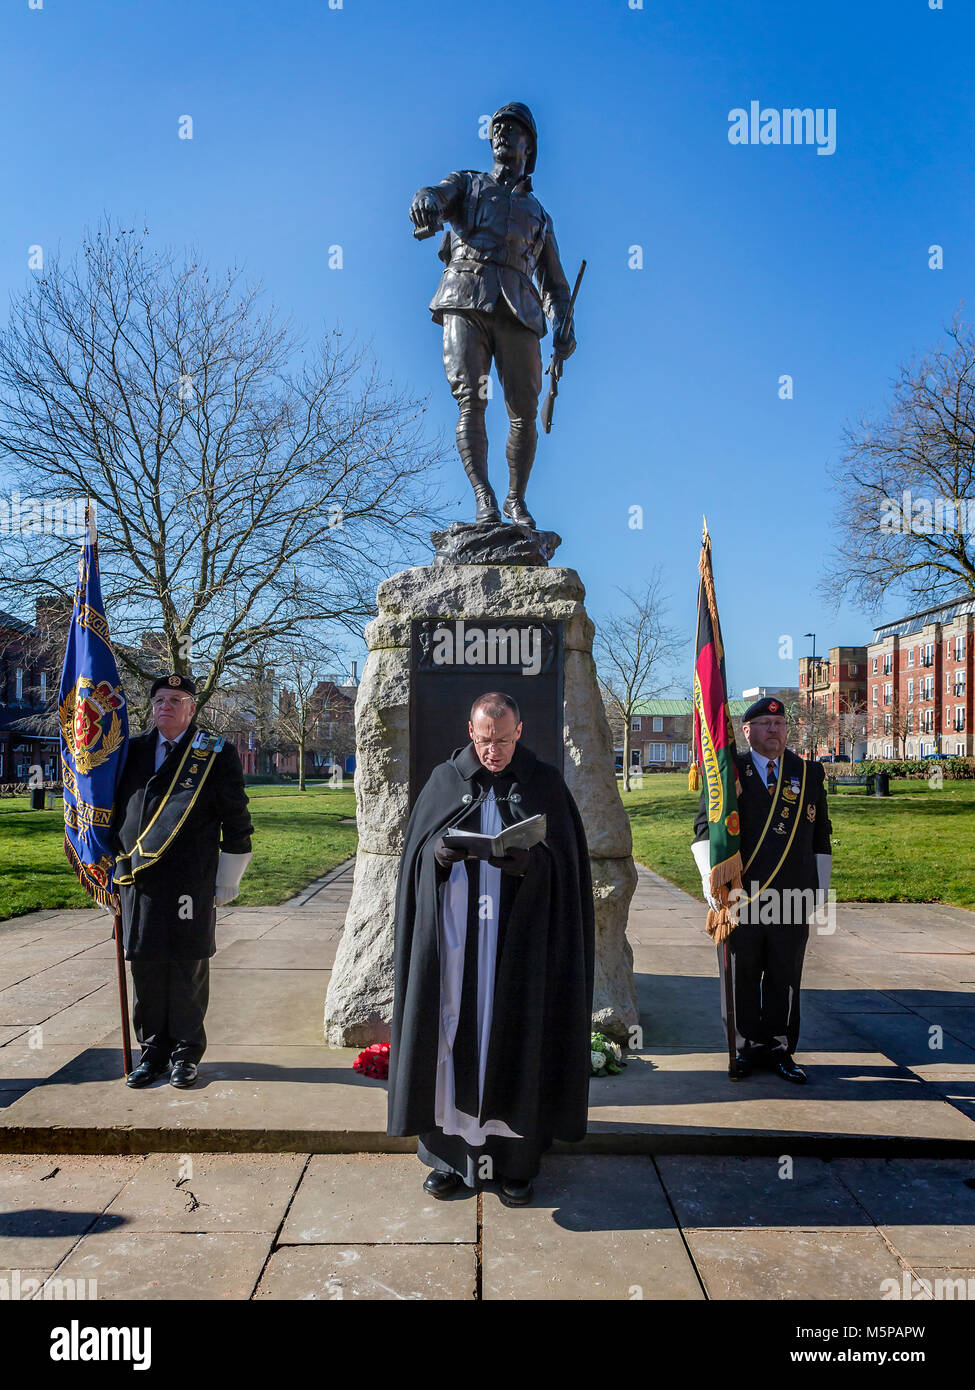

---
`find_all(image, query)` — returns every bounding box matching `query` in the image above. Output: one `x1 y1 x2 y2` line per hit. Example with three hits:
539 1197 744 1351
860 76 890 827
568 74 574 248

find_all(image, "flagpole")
80 501 133 1077
696 519 740 1079
113 911 133 1076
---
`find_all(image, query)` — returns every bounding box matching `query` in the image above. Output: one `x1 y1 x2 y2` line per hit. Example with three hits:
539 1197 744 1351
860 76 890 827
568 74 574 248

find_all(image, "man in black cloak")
387 691 594 1205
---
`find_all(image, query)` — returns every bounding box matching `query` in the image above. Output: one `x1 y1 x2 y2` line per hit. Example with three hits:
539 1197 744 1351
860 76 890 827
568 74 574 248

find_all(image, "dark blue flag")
58 506 128 909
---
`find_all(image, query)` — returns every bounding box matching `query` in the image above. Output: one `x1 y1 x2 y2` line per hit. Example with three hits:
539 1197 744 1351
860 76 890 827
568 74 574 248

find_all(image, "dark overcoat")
112 723 253 961
387 740 595 1145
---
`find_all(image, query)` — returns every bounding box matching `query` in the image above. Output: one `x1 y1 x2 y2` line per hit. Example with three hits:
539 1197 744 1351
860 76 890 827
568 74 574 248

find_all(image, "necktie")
163 740 174 760
766 760 777 794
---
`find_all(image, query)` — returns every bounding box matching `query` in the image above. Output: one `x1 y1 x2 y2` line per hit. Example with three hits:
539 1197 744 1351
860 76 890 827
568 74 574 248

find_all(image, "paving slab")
255 1243 475 1300
0 1154 142 1266
481 1155 703 1300
684 1228 909 1300
212 938 339 970
203 968 331 1045
94 1153 305 1233
585 1050 975 1150
0 1039 97 1085
0 1044 392 1151
837 1011 975 1070
0 1268 58 1298
826 1157 975 1263
52 1230 272 1300
280 1154 475 1244
0 976 108 1026
908 1268 975 1299
657 1155 868 1228
22 992 121 1045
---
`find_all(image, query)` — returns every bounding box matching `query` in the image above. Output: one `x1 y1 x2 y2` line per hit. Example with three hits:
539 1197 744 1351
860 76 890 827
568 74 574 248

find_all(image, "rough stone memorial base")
323 564 638 1047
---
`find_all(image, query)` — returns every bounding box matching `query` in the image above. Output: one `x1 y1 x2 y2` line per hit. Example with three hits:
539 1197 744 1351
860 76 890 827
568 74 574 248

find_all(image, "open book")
442 813 547 860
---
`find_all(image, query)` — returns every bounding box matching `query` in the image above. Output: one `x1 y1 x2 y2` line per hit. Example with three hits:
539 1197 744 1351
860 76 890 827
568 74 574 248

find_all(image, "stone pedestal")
323 564 638 1047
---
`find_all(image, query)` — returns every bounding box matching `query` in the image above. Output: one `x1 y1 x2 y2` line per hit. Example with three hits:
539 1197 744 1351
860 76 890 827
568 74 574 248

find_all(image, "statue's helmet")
489 102 538 175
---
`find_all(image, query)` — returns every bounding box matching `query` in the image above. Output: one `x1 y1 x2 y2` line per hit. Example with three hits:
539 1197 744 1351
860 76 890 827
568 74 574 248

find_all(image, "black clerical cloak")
387 740 595 1144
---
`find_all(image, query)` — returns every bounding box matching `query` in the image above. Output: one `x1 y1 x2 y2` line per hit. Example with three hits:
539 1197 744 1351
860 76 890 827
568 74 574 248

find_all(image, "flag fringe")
706 851 743 943
63 839 118 913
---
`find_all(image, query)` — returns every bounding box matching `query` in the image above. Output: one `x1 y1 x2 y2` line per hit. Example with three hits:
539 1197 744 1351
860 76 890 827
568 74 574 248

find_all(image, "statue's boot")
468 469 502 523
502 453 537 529
457 407 501 523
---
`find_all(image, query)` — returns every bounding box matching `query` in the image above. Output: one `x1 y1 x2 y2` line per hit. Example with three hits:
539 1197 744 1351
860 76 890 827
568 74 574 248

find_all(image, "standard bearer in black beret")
690 698 832 1084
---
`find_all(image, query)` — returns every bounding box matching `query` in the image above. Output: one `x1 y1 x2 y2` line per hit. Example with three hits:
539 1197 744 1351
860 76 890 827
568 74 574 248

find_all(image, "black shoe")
169 1061 199 1088
423 1170 462 1199
773 1053 807 1085
499 1176 534 1205
728 1053 752 1081
125 1058 169 1088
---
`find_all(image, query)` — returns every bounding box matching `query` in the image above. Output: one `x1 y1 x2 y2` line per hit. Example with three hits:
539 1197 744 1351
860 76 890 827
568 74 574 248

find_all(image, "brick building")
866 596 974 758
797 646 868 759
611 697 750 772
0 606 62 785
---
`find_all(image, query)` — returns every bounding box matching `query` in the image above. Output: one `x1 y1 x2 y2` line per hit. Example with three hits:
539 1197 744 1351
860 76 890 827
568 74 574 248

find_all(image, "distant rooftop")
629 697 751 717
873 594 975 643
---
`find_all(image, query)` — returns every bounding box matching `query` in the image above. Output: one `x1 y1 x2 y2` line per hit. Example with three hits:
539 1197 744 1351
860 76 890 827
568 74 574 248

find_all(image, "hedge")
819 758 975 780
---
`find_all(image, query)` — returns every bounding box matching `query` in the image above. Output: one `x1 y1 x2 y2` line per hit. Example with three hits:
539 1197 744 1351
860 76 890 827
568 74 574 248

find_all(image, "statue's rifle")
541 258 586 435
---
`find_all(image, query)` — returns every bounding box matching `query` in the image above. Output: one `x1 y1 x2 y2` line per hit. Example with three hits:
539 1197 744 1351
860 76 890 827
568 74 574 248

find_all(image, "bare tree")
0 218 447 704
272 639 341 792
836 697 869 759
823 314 975 611
593 570 686 792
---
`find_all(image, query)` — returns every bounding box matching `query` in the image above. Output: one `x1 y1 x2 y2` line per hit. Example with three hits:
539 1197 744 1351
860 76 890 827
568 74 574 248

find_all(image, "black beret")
743 696 786 723
149 673 197 698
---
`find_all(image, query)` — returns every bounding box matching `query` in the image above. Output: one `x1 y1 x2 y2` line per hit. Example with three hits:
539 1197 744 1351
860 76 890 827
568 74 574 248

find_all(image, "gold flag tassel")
705 852 743 943
687 761 701 792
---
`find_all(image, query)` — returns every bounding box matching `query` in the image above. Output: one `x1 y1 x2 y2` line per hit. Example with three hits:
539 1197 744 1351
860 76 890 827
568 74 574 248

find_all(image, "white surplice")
434 788 523 1142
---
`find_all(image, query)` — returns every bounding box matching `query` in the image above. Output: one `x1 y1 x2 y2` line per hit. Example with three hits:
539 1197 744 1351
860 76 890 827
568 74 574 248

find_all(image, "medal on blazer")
114 732 226 883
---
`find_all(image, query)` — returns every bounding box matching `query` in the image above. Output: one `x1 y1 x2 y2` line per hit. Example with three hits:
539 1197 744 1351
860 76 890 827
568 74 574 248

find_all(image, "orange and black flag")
692 519 742 942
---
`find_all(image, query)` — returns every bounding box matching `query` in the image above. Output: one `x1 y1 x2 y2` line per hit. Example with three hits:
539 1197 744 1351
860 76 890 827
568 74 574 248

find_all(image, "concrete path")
4 862 975 1300
2 863 975 1154
3 1151 975 1300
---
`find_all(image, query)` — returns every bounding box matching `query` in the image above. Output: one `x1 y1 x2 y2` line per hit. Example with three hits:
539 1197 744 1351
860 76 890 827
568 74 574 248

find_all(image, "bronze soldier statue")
410 103 577 530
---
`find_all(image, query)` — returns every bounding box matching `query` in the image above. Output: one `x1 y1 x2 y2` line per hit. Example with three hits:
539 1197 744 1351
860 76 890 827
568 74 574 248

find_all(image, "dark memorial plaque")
410 617 563 806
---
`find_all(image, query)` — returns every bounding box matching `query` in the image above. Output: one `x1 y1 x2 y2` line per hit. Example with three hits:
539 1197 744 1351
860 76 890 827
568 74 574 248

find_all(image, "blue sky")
2 0 972 694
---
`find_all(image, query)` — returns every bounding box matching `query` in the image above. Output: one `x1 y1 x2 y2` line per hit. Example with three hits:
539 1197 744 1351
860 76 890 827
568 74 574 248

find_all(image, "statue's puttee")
410 102 578 532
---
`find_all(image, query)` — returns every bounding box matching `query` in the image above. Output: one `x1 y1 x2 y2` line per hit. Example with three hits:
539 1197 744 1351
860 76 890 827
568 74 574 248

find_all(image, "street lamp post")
803 632 817 759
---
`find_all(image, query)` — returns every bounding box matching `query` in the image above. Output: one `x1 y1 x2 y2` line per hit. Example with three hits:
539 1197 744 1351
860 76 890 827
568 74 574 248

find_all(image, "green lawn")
4 773 973 920
623 773 975 911
0 782 359 920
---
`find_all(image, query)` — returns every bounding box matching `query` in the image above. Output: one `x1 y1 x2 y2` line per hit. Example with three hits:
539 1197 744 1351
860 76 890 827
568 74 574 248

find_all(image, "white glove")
815 853 832 901
691 839 721 912
214 851 252 907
